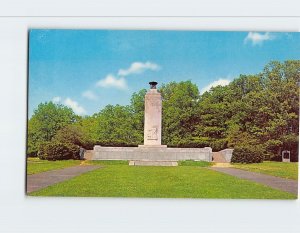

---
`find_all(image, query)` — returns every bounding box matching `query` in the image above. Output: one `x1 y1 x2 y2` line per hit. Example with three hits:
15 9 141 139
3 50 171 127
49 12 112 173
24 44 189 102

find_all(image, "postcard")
26 29 299 199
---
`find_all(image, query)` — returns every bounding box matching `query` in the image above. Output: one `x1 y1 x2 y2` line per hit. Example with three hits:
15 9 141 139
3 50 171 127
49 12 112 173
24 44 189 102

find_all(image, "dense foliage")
27 61 299 161
27 102 77 156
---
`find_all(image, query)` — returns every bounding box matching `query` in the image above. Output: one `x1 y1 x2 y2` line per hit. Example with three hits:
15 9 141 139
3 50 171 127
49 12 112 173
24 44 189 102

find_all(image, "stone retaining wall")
218 149 234 162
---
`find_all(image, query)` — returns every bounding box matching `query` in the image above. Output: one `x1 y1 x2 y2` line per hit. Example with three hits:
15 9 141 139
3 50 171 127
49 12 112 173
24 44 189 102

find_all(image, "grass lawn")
232 161 298 180
27 157 81 175
29 161 296 199
178 160 214 167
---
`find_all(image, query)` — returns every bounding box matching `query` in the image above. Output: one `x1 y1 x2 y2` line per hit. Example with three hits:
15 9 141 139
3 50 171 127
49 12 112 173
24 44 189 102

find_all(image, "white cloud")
244 32 275 45
95 61 160 91
52 96 61 103
96 74 127 90
64 97 86 115
201 79 231 94
118 61 160 76
82 90 97 100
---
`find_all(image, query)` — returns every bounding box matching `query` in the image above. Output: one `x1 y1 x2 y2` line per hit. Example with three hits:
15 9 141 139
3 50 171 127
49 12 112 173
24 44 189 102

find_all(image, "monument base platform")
86 145 212 162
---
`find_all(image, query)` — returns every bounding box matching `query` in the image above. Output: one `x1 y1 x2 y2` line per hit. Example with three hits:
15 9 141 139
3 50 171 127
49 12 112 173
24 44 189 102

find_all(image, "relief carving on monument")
147 127 158 140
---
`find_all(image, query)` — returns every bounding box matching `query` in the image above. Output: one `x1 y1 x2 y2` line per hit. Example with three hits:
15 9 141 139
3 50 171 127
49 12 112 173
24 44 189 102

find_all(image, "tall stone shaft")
143 82 162 146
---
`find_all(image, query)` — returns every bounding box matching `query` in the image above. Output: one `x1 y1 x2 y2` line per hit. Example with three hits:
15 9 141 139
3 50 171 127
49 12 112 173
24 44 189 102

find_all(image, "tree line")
27 60 299 161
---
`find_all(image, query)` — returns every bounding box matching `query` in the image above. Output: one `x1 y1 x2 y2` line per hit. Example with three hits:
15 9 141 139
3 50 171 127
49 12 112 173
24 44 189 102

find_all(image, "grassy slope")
27 158 81 175
30 161 296 199
232 162 298 180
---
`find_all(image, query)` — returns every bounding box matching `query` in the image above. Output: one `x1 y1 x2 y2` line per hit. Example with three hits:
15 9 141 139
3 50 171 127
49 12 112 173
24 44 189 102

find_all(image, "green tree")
27 102 77 156
53 124 92 149
193 85 232 150
93 104 142 146
226 60 299 161
130 89 147 136
75 115 99 147
159 81 199 146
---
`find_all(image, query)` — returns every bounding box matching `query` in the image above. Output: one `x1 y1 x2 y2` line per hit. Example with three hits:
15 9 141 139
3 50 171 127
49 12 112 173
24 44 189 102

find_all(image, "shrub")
231 145 264 163
38 141 80 161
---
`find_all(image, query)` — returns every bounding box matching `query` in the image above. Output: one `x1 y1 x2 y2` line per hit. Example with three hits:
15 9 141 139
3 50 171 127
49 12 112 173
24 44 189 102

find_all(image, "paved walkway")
211 167 298 195
27 165 100 193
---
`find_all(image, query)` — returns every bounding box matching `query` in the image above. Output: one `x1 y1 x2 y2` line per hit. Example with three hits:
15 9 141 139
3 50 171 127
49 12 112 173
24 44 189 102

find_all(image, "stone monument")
140 81 166 147
89 81 215 163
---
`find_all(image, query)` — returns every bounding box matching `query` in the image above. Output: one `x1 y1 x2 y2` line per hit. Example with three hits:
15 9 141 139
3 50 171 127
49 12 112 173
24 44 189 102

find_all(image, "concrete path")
211 167 298 195
27 165 100 193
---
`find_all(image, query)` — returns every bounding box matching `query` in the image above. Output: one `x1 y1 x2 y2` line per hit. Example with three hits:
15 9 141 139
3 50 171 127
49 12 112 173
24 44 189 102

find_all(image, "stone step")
129 160 178 166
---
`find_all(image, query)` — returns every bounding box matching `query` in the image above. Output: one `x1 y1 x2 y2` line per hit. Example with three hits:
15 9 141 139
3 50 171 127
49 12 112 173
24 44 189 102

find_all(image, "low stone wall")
86 145 213 162
218 149 234 162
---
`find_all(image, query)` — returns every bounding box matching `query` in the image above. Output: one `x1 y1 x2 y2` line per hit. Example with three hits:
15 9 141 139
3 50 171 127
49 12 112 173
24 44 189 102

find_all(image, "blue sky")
28 30 300 117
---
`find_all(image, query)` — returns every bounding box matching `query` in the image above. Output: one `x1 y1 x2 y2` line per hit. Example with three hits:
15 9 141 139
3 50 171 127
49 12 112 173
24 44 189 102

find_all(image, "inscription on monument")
147 127 158 140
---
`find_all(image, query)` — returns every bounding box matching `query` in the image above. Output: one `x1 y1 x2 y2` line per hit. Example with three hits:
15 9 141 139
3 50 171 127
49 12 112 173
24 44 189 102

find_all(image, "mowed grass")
232 161 298 180
27 158 81 175
30 161 296 199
